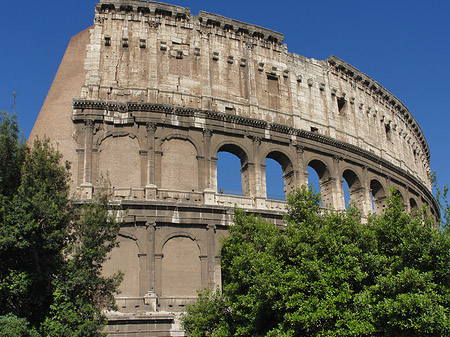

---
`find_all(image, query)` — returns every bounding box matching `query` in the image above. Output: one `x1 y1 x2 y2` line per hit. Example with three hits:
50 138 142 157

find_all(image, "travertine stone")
29 1 439 336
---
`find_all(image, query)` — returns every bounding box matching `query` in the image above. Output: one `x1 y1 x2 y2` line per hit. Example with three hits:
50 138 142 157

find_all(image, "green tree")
0 110 25 198
0 110 122 336
182 186 450 336
0 138 72 325
41 191 122 337
0 313 40 337
430 171 450 231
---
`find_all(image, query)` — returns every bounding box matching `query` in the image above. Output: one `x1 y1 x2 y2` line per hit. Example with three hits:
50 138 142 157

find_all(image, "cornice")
327 55 430 162
72 99 437 213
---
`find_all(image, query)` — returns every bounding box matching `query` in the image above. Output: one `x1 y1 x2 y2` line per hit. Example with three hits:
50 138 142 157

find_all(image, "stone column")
206 224 217 289
294 144 308 188
80 119 94 199
203 129 216 204
144 221 158 311
361 166 372 216
145 122 157 200
249 136 265 208
331 156 345 210
154 253 163 297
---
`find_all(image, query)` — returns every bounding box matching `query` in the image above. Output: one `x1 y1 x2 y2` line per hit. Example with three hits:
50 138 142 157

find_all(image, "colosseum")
29 0 439 335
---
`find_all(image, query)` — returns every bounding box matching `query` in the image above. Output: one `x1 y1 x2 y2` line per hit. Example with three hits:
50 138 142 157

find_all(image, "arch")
102 236 140 297
118 230 144 254
161 138 198 191
161 235 202 297
161 133 202 158
307 158 331 181
370 179 386 214
410 198 418 213
265 150 294 199
265 150 294 173
342 169 364 210
158 231 203 255
216 142 249 166
215 143 250 196
98 135 141 189
306 158 333 207
96 130 144 151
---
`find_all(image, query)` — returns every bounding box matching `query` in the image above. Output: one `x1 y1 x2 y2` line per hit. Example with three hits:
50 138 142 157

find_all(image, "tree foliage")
0 313 40 337
182 186 450 336
0 110 122 336
430 171 450 231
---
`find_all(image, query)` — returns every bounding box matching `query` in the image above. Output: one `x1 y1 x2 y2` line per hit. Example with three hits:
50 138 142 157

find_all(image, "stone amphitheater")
29 0 439 335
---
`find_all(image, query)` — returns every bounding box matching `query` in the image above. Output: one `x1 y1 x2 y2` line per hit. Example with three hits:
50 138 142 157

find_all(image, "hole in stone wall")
120 5 132 13
385 123 391 140
342 179 351 207
265 158 285 201
267 74 279 95
307 160 332 207
265 151 293 201
217 152 243 196
216 144 249 197
155 8 172 17
370 179 386 214
342 169 362 210
100 4 115 12
307 166 321 206
410 198 418 213
138 7 150 15
337 96 347 113
225 106 235 114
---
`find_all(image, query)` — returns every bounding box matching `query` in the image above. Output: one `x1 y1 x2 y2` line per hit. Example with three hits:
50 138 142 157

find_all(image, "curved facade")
29 1 438 335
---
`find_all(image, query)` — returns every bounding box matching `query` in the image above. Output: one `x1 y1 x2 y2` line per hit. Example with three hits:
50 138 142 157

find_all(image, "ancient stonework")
29 1 439 336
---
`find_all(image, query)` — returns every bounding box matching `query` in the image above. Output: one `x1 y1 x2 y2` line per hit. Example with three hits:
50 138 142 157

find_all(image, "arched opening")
216 144 249 196
161 139 198 191
306 166 321 205
410 198 418 213
370 179 386 215
265 151 294 200
343 179 351 207
265 158 284 200
98 136 141 189
307 159 331 207
342 169 364 211
161 236 201 297
102 236 140 297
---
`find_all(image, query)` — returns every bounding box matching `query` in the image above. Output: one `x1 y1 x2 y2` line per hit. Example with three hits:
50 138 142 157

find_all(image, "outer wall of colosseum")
29 1 439 335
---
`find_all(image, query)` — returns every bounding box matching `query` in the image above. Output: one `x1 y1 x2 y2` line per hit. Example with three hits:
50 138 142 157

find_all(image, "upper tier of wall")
79 0 431 189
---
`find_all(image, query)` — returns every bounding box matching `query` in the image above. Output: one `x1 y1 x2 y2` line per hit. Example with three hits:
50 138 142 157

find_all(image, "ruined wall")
29 1 438 336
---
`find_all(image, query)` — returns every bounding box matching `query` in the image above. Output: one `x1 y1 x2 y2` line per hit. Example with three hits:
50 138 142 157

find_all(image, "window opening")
217 151 243 196
265 158 285 201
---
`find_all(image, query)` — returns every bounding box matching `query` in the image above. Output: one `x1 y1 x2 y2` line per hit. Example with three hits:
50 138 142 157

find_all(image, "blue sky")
1 0 449 199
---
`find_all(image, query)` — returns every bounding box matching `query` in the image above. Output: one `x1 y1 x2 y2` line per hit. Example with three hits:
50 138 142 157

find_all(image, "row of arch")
90 129 426 216
216 146 422 215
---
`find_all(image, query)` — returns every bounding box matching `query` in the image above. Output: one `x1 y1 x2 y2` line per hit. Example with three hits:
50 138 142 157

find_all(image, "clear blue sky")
1 0 449 199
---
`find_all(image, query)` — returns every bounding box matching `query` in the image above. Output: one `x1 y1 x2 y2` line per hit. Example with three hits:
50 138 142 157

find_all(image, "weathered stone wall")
29 1 438 336
78 0 430 189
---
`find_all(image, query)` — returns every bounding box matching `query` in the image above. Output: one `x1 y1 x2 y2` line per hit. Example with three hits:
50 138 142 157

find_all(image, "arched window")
265 151 294 201
161 139 198 191
265 158 284 200
370 180 386 214
342 169 364 211
307 159 331 208
410 198 418 213
306 166 321 203
216 144 249 196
